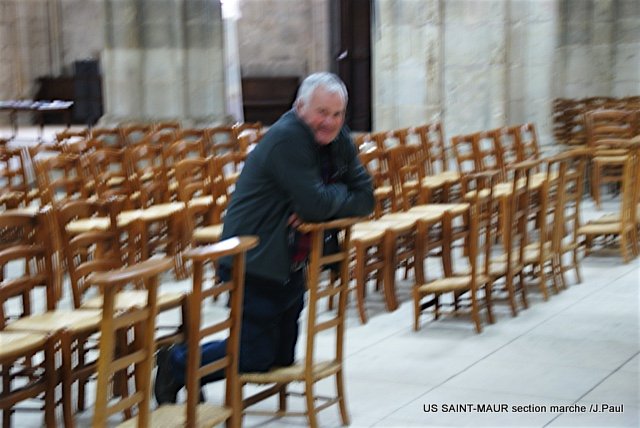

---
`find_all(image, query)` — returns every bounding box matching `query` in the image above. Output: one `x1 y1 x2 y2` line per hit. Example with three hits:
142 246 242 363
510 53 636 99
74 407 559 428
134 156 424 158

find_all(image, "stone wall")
373 0 639 146
373 0 561 145
236 0 329 78
101 0 227 124
555 0 640 98
1 0 638 132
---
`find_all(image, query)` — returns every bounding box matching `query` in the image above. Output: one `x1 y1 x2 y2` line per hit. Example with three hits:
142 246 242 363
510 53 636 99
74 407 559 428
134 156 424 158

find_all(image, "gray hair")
294 72 348 108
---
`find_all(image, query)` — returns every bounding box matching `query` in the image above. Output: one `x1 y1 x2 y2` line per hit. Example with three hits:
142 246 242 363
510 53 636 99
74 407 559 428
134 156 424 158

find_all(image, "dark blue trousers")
171 268 306 385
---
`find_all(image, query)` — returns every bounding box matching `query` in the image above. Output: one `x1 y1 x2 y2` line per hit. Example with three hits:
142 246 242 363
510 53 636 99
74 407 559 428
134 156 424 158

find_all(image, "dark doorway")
330 0 372 132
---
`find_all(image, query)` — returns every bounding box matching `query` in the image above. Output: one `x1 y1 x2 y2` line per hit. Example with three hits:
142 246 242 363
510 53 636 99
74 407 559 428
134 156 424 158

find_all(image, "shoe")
154 345 182 405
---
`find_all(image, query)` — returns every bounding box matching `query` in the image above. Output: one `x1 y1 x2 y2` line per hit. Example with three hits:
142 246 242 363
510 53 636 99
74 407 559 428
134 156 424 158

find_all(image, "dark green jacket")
220 109 374 283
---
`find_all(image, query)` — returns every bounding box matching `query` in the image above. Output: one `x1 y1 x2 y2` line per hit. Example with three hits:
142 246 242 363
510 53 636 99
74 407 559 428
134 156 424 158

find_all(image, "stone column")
101 0 227 124
372 0 443 131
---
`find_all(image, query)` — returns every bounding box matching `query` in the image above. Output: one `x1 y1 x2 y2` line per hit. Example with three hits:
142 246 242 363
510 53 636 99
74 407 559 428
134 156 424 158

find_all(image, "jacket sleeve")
270 131 374 222
330 136 375 218
270 139 350 222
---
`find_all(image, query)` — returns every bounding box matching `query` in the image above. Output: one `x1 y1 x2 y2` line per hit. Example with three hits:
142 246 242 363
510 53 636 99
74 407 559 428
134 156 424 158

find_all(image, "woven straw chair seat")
240 360 340 384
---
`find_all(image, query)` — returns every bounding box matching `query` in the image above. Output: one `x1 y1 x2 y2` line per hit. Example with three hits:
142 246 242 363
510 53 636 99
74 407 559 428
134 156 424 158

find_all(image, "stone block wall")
373 0 639 146
101 0 227 123
235 0 329 78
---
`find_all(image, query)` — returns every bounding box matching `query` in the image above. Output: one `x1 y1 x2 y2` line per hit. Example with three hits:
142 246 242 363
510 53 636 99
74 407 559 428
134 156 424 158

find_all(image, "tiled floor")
3 126 639 427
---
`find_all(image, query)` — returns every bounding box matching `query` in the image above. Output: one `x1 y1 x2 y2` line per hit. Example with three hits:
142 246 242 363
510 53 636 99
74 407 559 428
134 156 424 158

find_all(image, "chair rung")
320 252 347 266
107 391 144 417
199 319 231 338
113 308 148 330
199 355 229 378
110 349 147 373
314 317 339 333
202 281 233 299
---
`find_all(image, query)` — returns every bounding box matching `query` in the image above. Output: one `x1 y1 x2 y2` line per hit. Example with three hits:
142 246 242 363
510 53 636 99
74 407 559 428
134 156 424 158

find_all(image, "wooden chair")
88 148 136 207
0 147 30 209
120 123 153 146
240 218 359 428
450 133 481 176
1 319 56 427
475 130 503 178
357 145 394 218
522 157 564 300
54 128 89 145
126 142 169 207
135 236 258 428
496 125 520 172
415 122 461 202
413 201 494 333
578 142 639 263
34 154 89 207
204 125 236 157
385 144 423 211
163 138 207 199
1 207 103 427
152 120 182 133
174 157 219 229
347 223 386 323
90 256 174 427
555 148 589 285
91 127 126 150
585 109 638 208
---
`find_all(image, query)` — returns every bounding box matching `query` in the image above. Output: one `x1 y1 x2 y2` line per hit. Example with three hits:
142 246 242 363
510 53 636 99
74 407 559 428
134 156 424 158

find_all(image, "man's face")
297 87 346 145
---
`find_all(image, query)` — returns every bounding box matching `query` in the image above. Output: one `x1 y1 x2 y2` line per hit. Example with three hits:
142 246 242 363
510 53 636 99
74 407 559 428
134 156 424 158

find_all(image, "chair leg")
470 292 482 334
505 272 519 317
61 333 75 428
354 246 368 324
336 370 350 426
277 383 287 414
305 380 318 428
484 284 495 324
43 338 57 428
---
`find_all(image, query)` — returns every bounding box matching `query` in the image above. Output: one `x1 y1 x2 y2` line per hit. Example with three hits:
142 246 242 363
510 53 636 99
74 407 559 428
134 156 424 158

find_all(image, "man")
155 72 374 404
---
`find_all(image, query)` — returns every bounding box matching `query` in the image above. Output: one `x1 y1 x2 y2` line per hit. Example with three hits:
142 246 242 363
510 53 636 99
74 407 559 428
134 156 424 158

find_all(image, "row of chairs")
583 108 640 208
55 121 263 154
0 201 261 427
553 96 640 146
1 200 360 427
0 121 265 211
349 121 618 331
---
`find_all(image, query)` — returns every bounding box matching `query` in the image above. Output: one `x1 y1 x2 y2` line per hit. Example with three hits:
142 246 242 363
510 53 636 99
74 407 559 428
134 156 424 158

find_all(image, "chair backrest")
120 124 154 146
415 122 451 175
474 130 503 178
55 128 90 145
505 160 537 270
91 128 126 150
516 123 541 165
0 146 29 208
174 157 213 202
88 148 133 202
0 208 58 325
90 256 174 428
496 126 520 173
152 120 182 133
205 125 237 157
385 144 422 211
182 236 258 428
34 154 88 207
126 142 168 206
57 198 123 308
450 133 480 175
297 218 358 388
584 109 637 147
357 146 391 218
